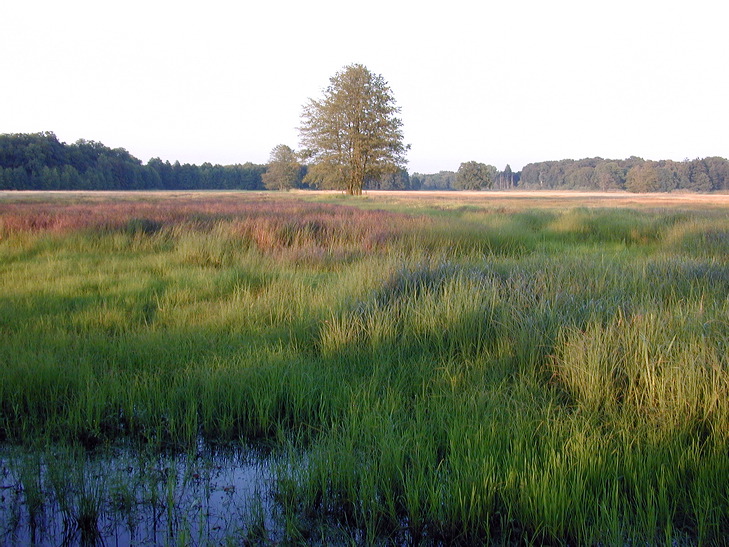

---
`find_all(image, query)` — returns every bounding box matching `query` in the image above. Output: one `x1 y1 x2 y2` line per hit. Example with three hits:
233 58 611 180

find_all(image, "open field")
349 190 729 212
2 190 729 544
5 188 729 207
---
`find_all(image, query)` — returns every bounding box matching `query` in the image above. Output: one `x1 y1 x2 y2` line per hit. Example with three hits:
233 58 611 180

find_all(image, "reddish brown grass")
0 193 429 257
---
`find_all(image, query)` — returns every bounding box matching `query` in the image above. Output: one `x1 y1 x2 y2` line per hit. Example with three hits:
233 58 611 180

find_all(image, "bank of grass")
2 192 729 543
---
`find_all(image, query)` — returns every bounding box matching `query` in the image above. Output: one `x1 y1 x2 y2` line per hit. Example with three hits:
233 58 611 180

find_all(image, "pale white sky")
2 0 727 173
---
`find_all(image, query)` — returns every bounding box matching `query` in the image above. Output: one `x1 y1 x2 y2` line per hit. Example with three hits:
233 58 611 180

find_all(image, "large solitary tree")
299 64 408 195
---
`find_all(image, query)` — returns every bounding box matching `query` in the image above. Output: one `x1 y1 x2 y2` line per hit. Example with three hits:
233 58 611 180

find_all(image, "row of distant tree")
0 133 266 191
411 163 518 191
518 157 729 193
1 132 727 193
0 132 518 192
0 132 410 192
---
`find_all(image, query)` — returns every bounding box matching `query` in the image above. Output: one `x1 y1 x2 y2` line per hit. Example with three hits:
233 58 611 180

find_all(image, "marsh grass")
2 192 729 543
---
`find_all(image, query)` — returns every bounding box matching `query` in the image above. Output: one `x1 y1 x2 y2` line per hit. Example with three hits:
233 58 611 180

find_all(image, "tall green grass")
2 193 729 543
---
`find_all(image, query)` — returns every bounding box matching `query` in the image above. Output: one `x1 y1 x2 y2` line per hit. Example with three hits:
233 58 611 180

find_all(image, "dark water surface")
0 442 276 545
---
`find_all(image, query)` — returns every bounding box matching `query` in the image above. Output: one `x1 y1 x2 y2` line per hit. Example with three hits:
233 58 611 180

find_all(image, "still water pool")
0 442 277 545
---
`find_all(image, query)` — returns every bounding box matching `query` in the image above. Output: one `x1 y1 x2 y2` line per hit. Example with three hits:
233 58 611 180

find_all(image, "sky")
2 0 727 173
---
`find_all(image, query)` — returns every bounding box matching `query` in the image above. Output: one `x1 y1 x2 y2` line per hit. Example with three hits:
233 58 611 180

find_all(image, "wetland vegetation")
1 190 729 544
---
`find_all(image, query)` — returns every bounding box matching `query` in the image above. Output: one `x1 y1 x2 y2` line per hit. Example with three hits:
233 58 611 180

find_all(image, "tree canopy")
0 133 265 191
2 132 728 194
299 64 408 195
455 161 497 190
518 157 729 192
262 144 303 191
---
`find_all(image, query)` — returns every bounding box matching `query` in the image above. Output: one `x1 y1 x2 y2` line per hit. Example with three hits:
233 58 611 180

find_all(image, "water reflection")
0 442 276 546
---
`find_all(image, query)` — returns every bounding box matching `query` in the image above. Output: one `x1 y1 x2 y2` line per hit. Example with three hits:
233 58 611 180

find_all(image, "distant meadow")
1 190 729 544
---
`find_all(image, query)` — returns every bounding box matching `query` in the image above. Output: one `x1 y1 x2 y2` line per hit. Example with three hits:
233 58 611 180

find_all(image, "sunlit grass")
2 191 729 543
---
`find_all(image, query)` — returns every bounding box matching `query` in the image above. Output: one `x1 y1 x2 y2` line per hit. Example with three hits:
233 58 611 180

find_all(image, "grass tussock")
2 191 729 543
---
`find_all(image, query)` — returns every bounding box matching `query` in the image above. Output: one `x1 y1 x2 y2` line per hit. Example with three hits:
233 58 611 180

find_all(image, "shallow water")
0 442 277 545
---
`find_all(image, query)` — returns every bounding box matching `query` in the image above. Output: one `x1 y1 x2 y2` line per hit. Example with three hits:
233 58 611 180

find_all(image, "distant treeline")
2 132 727 192
413 157 729 192
519 157 729 192
0 132 265 191
411 165 519 191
